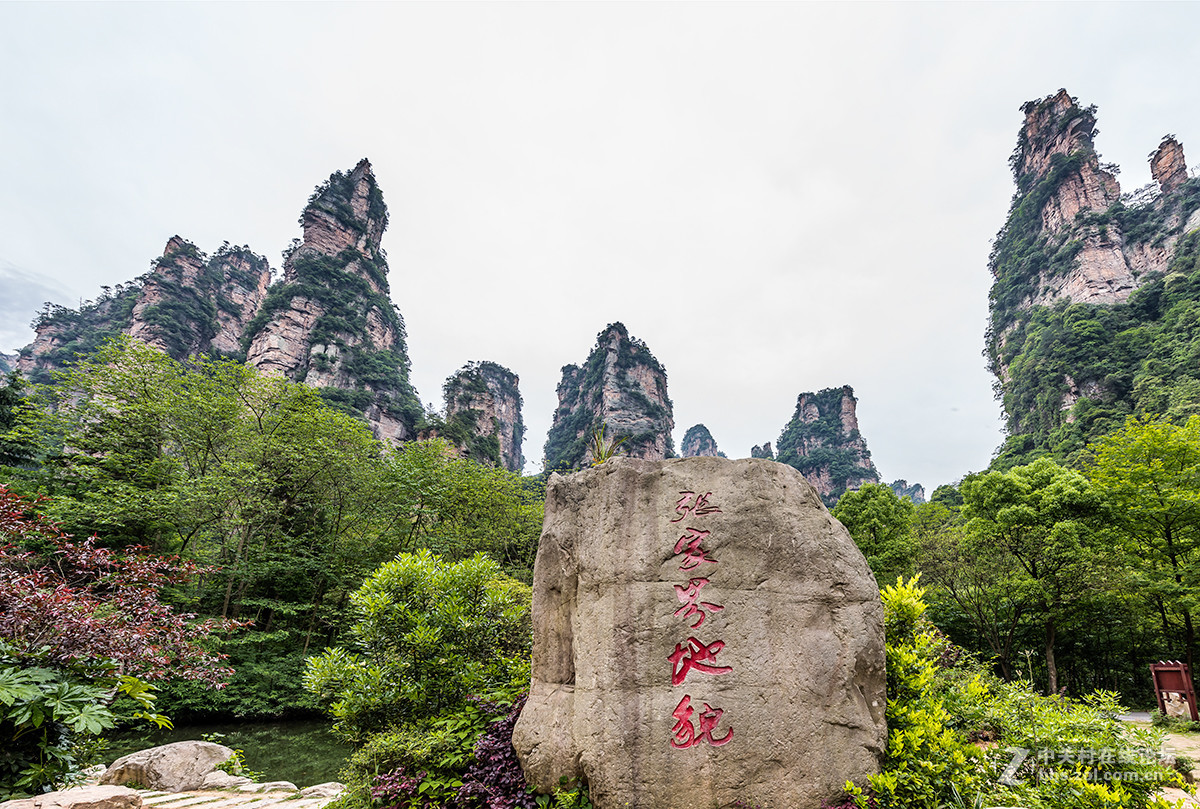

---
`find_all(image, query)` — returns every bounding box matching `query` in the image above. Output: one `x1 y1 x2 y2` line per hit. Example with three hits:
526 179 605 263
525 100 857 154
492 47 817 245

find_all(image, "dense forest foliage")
4 332 1200 807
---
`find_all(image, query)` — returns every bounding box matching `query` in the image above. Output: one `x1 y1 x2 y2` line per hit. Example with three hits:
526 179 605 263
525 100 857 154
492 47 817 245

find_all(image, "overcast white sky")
3 2 1199 489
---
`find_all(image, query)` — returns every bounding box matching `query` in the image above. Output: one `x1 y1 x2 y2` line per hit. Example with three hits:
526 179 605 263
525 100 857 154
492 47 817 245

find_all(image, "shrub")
839 577 1183 809
303 550 531 742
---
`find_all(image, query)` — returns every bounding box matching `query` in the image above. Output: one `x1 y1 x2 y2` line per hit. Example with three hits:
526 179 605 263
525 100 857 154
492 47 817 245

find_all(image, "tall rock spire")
774 385 880 506
245 159 421 442
543 323 674 471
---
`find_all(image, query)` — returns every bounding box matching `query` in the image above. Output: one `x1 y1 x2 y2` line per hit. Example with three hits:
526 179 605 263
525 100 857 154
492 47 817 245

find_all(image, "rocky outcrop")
680 423 721 457
129 238 270 359
101 741 236 793
435 361 525 472
543 323 674 470
774 385 880 507
750 441 774 460
244 159 421 443
0 353 15 374
889 479 925 504
17 283 144 382
991 90 1199 325
1152 137 1189 195
987 91 1200 458
513 457 886 809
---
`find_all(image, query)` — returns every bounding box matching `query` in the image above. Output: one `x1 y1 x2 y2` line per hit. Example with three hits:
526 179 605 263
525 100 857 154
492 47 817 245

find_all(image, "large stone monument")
512 457 886 809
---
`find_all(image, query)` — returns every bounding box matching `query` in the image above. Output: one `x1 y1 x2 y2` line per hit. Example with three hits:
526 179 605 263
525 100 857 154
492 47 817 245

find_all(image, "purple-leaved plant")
456 695 538 809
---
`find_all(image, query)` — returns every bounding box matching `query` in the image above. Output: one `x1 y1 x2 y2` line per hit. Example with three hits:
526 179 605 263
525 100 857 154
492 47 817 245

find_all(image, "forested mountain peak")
543 322 674 470
774 384 881 506
243 160 421 442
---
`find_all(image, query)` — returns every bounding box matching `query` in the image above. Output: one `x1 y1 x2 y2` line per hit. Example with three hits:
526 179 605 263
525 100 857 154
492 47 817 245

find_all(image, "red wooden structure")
1150 660 1199 721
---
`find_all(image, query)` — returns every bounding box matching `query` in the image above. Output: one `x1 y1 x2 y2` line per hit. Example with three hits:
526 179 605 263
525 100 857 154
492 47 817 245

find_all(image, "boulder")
512 457 887 809
199 771 252 790
100 741 235 792
0 785 142 809
236 782 297 794
299 783 345 798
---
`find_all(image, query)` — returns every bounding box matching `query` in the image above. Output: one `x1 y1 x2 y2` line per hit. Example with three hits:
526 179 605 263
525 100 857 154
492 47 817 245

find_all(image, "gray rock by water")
512 457 886 809
199 771 253 790
0 785 142 809
100 741 235 792
300 783 345 798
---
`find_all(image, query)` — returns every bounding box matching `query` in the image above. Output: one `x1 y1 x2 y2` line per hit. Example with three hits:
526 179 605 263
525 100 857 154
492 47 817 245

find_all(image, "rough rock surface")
0 352 16 374
244 159 421 443
100 741 235 792
513 457 886 809
299 783 345 799
439 361 525 471
129 237 270 359
774 386 880 506
1152 137 1189 195
543 323 674 470
680 424 721 458
199 771 252 790
0 785 142 809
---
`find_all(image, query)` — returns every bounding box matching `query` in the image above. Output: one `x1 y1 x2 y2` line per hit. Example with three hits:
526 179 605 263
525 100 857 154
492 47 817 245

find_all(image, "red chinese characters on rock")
668 637 733 685
666 489 733 749
672 491 723 523
674 528 718 571
672 577 724 628
670 694 733 749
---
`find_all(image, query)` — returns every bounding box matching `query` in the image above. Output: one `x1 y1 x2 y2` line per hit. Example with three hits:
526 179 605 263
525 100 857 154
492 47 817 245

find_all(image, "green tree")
0 372 35 468
12 336 400 715
832 483 915 585
302 549 531 742
914 501 1031 681
1088 415 1200 674
961 458 1107 694
379 439 543 581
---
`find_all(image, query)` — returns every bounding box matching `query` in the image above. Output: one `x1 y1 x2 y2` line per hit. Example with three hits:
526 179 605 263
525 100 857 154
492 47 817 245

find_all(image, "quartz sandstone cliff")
774 385 880 507
18 239 269 380
681 423 721 458
434 361 525 472
129 237 270 358
543 323 674 470
244 159 421 443
987 90 1200 456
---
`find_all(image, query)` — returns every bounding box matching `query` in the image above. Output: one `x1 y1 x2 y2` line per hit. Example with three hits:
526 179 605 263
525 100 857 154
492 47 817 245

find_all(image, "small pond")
106 719 352 788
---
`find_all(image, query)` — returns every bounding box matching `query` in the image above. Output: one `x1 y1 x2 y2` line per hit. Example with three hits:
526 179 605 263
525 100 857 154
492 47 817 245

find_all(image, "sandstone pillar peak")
513 456 886 809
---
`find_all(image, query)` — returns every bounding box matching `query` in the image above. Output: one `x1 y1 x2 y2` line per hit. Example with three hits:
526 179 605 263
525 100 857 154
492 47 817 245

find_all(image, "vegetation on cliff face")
775 385 880 506
680 423 723 457
138 240 269 361
988 89 1200 467
19 283 143 383
429 361 525 472
243 163 423 438
543 322 674 472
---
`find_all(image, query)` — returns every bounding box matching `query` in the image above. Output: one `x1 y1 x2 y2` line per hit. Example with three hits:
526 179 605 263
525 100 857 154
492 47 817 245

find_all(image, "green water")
106 719 352 788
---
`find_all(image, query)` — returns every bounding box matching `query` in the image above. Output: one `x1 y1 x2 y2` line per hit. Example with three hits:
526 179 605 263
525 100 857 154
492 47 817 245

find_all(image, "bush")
0 486 240 796
303 550 531 742
840 577 1182 809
